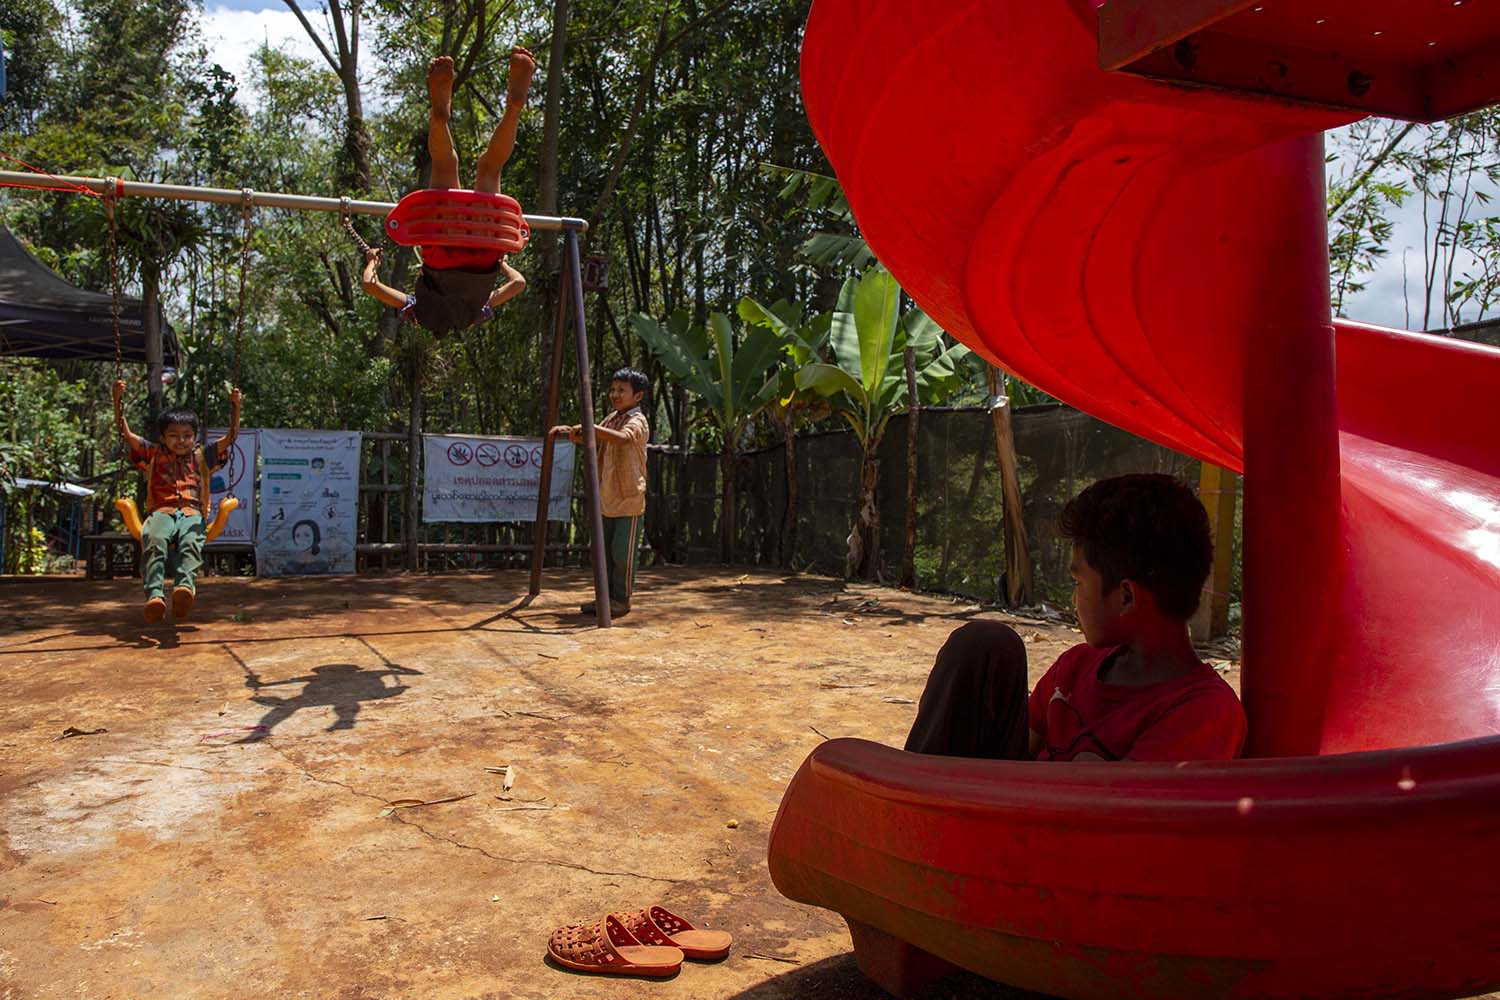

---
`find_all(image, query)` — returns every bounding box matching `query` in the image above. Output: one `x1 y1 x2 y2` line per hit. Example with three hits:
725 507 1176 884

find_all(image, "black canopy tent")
0 225 178 364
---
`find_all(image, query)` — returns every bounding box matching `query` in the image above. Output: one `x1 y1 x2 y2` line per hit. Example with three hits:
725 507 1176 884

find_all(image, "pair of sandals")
547 905 732 977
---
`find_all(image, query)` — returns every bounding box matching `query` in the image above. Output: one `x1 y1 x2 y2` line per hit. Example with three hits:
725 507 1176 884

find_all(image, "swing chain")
340 196 376 256
231 189 253 388
223 189 254 491
104 182 123 383
103 180 131 480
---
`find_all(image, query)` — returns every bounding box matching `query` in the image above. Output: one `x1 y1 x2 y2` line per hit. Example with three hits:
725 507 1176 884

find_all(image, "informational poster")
422 434 575 523
205 428 257 546
255 430 360 576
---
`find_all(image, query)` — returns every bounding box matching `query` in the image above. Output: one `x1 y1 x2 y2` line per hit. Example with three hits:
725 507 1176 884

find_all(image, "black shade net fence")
645 403 1198 604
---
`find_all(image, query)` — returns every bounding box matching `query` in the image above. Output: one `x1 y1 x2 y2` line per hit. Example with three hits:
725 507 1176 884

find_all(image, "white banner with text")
422 434 575 523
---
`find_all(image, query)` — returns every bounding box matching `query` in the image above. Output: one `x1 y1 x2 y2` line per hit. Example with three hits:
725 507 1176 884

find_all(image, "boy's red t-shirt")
130 440 226 515
1027 644 1246 762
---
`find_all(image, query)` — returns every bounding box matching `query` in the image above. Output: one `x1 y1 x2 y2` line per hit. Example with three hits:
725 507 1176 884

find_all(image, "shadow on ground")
726 954 1051 1000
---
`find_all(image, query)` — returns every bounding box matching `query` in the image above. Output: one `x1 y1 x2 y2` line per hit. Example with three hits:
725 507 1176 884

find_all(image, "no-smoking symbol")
476 442 502 467
503 444 529 469
446 441 473 466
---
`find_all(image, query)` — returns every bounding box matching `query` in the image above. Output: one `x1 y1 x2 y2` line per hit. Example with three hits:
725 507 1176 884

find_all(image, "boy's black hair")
156 408 200 439
612 367 649 395
292 518 321 555
1058 473 1212 620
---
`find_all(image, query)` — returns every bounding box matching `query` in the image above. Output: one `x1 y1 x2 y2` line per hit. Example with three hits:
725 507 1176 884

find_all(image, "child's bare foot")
428 55 456 122
507 45 536 107
144 596 166 624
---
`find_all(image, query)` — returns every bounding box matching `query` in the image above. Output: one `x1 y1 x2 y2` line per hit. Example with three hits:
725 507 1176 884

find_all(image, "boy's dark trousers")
904 621 1030 760
602 515 640 605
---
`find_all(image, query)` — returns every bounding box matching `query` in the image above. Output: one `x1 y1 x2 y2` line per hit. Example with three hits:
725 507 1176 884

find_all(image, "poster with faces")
254 430 360 576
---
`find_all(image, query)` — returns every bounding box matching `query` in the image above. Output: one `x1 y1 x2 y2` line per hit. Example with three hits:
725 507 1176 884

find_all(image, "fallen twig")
746 952 799 965
378 793 474 817
53 726 107 741
809 725 831 741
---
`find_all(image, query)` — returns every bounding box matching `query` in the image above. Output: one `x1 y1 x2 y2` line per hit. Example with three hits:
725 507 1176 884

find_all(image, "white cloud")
199 5 326 107
197 5 394 114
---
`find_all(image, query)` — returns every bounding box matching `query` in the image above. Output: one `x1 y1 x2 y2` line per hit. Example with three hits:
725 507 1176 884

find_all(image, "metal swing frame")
0 170 614 626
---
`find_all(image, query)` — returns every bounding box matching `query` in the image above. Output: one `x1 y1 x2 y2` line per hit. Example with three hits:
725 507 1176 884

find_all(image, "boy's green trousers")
602 515 641 605
141 510 206 598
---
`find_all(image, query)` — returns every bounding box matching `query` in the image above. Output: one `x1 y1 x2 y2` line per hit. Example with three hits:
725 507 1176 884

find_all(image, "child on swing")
361 46 535 335
112 380 242 623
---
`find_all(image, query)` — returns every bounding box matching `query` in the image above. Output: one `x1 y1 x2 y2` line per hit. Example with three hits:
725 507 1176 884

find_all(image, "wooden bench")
204 543 256 577
83 533 139 580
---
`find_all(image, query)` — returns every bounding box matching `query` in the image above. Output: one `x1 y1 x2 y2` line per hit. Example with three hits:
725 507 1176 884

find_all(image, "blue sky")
205 0 287 10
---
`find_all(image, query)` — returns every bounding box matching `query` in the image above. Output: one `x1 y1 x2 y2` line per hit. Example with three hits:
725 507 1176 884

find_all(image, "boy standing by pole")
552 368 649 617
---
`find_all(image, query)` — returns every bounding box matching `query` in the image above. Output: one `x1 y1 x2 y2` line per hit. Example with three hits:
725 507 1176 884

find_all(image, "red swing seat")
384 189 531 253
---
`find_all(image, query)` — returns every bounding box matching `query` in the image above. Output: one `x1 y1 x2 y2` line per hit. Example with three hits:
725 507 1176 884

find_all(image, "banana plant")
738 296 832 567
629 308 784 561
795 266 973 580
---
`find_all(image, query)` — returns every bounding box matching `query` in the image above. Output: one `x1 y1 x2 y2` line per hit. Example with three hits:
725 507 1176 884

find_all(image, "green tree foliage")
794 267 973 579
1327 111 1500 329
630 306 781 559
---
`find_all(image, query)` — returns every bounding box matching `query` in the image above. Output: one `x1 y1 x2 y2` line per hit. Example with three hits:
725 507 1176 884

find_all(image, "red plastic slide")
769 2 1500 997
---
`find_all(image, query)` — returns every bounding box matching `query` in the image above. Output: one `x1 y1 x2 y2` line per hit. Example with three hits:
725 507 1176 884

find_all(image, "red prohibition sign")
447 441 474 466
476 442 502 467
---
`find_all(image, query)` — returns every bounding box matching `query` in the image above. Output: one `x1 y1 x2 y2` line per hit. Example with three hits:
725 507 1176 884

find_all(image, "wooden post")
901 345 919 588
1191 463 1239 642
529 270 572 595
567 230 612 627
986 366 1033 605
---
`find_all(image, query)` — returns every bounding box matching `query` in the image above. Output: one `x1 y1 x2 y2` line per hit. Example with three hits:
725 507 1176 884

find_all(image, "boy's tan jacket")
597 406 649 517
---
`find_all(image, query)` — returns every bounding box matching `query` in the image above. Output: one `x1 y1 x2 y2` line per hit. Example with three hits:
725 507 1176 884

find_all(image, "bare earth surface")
0 568 1227 999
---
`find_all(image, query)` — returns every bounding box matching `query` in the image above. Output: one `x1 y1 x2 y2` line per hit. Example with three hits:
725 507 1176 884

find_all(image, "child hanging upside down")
113 380 242 623
361 46 536 335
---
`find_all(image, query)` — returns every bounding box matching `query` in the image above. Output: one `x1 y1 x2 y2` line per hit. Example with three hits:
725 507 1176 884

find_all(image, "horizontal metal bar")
0 171 589 233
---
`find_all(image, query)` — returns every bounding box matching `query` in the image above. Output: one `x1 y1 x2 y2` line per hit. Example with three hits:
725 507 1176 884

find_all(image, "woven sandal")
620 905 733 960
547 913 683 977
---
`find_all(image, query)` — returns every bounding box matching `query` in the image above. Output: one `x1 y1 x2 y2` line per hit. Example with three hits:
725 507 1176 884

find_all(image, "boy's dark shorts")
411 263 499 335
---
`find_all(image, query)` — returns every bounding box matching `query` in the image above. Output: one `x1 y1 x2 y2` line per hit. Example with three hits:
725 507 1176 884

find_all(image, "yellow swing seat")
115 496 238 543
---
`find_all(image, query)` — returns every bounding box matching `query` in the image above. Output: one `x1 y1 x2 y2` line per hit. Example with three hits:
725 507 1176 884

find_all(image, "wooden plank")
1190 462 1238 641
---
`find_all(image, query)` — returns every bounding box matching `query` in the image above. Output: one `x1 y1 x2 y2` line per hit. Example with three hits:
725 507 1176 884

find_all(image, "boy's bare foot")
507 45 536 107
428 55 456 122
172 586 194 621
144 596 167 624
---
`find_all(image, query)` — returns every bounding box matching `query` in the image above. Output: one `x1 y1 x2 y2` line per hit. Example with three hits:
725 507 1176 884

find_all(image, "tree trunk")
538 0 570 270
986 366 1033 604
720 437 735 563
143 266 164 416
781 412 798 569
282 1 371 193
535 0 570 429
901 345 919 588
848 448 880 581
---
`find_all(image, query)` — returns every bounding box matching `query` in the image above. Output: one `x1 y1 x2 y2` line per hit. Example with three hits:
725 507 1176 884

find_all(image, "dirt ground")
0 566 1232 1000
